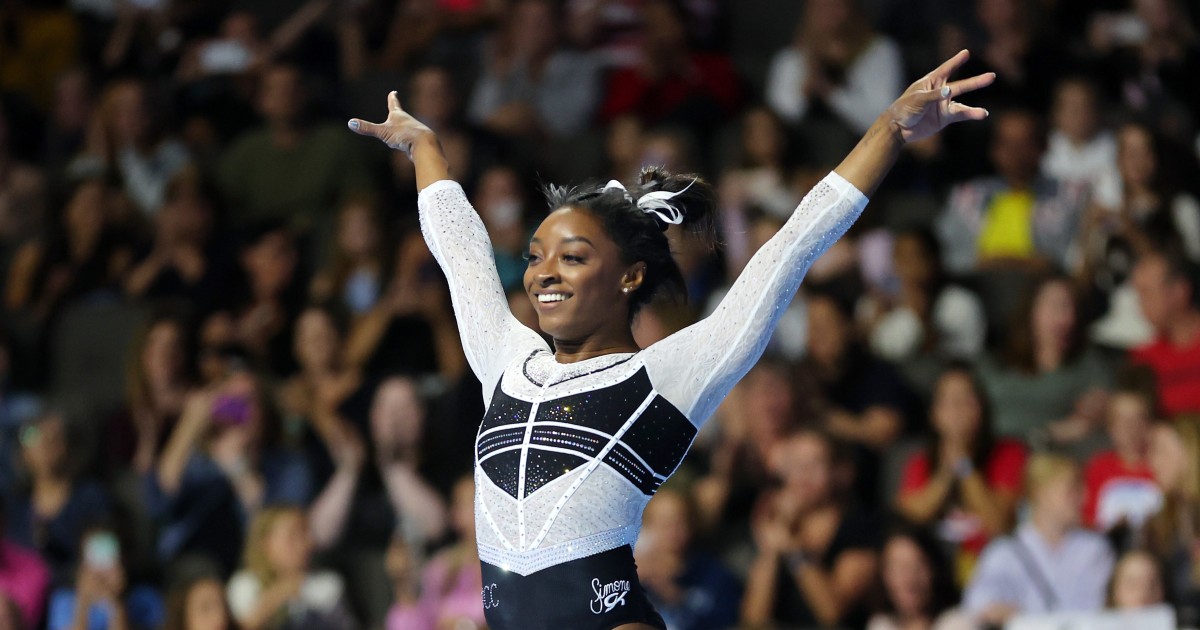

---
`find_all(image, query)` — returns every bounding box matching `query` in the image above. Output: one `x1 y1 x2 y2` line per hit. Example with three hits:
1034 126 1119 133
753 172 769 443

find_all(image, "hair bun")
634 166 717 246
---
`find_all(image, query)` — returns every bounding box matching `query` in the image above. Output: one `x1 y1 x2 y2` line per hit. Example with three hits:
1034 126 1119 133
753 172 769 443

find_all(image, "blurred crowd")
1 0 1200 629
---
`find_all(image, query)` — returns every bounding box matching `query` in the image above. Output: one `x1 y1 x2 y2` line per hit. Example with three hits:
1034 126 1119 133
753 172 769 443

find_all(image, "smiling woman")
348 50 994 630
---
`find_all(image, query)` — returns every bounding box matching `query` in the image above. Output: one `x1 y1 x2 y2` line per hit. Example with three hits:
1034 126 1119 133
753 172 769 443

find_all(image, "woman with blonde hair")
227 506 354 630
1146 418 1200 603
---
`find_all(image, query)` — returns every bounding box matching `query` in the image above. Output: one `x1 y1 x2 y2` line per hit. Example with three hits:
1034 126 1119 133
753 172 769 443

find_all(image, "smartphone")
211 392 253 426
84 532 120 570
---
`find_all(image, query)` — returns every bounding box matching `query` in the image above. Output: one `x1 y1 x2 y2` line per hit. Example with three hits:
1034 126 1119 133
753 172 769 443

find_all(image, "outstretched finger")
347 118 383 138
947 101 989 124
930 49 971 82
388 90 403 113
946 72 996 98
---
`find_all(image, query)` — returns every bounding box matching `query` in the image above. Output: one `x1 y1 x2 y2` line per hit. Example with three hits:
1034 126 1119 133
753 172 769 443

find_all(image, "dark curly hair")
541 166 717 320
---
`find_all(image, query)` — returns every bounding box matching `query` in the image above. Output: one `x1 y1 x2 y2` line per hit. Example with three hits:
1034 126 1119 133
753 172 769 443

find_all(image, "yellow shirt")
977 189 1036 260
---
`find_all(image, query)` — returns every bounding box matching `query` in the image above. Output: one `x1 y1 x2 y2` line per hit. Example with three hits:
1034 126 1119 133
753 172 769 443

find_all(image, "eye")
563 254 585 264
523 251 540 265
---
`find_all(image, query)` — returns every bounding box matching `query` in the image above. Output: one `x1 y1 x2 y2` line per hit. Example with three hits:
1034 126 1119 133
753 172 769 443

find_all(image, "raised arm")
646 51 994 424
348 93 545 393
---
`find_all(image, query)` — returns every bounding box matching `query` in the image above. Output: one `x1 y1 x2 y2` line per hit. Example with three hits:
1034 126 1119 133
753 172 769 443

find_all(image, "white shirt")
963 523 1114 616
227 570 345 623
765 37 904 133
1040 130 1119 194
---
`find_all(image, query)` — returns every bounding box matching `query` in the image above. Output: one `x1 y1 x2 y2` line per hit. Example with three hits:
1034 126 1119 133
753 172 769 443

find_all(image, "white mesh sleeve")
643 172 869 425
418 180 547 398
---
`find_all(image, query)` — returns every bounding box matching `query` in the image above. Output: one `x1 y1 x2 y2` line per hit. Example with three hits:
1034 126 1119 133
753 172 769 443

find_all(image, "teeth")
537 294 569 303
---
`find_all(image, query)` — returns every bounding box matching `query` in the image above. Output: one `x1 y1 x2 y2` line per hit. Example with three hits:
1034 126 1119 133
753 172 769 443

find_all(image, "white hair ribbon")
601 178 695 226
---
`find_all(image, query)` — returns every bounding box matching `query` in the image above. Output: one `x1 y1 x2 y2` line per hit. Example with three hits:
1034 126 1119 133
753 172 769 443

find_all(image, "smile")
536 293 571 303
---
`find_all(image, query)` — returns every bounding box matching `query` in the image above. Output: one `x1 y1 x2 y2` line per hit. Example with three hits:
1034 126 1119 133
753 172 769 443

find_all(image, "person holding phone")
45 526 165 630
148 369 313 574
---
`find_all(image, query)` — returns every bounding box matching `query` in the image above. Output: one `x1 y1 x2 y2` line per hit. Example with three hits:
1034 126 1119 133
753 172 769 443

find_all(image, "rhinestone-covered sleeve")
644 172 869 424
418 180 547 395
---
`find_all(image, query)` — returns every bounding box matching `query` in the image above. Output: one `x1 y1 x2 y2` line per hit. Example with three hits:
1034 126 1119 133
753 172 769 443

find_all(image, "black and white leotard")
418 173 867 629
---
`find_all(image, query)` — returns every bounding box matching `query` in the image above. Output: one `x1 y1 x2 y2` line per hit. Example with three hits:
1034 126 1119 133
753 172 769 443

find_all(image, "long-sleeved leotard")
418 173 867 625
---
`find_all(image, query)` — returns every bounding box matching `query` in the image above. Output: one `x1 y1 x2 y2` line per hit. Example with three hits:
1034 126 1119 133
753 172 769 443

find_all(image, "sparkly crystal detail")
420 173 868 576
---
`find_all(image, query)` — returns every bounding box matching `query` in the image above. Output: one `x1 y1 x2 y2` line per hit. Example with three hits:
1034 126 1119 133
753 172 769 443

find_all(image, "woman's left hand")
886 50 995 144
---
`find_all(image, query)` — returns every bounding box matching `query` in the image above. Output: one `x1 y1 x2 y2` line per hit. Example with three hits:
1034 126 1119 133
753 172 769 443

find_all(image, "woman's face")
1117 125 1157 189
1108 393 1152 460
1112 552 1164 609
742 109 782 167
264 511 311 575
744 367 795 440
294 308 339 372
184 579 229 630
641 492 691 555
66 181 107 238
524 208 639 342
882 537 933 617
773 435 832 509
143 321 185 388
932 371 982 444
1031 280 1075 356
806 296 850 366
369 378 423 455
893 234 935 286
21 416 68 477
1032 469 1083 528
336 203 378 259
1149 424 1188 493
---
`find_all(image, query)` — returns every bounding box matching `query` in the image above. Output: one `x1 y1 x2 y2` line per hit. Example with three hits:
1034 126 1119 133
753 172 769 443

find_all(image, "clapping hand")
886 50 995 144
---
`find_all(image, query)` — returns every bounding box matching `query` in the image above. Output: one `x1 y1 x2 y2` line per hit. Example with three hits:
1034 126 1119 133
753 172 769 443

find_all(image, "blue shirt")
47 585 164 630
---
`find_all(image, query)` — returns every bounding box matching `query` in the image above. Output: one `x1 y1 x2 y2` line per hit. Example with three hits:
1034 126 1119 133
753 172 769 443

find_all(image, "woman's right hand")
347 91 435 157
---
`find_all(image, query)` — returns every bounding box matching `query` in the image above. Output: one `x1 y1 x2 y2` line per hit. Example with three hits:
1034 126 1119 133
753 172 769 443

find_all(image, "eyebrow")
529 236 595 247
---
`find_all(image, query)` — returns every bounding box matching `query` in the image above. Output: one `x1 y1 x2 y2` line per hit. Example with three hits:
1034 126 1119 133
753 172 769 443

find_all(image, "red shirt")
1082 450 1161 529
899 439 1027 554
1132 335 1200 418
598 53 742 124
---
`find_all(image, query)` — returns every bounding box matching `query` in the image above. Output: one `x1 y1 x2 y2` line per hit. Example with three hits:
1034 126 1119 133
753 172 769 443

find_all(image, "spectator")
227 506 356 630
309 198 392 317
765 0 904 134
6 411 112 583
896 364 1026 584
108 313 194 476
858 228 987 366
742 430 878 629
385 475 484 630
963 454 1114 625
1145 418 1200 605
217 62 372 233
1040 77 1118 193
868 526 972 630
5 176 134 319
937 110 1086 274
634 488 742 630
1085 123 1200 349
46 525 165 630
718 107 799 220
276 304 360 434
1108 549 1167 610
598 0 741 132
1089 0 1200 140
470 165 531 293
799 291 915 504
467 0 601 138
230 221 305 376
977 274 1112 448
0 501 51 630
370 377 448 546
1082 384 1162 533
1130 249 1200 417
149 370 312 574
163 572 232 630
693 359 798 539
70 78 191 217
122 168 227 305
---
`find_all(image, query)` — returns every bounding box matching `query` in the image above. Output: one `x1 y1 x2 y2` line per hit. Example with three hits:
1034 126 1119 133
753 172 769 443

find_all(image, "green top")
977 348 1113 440
218 124 374 232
